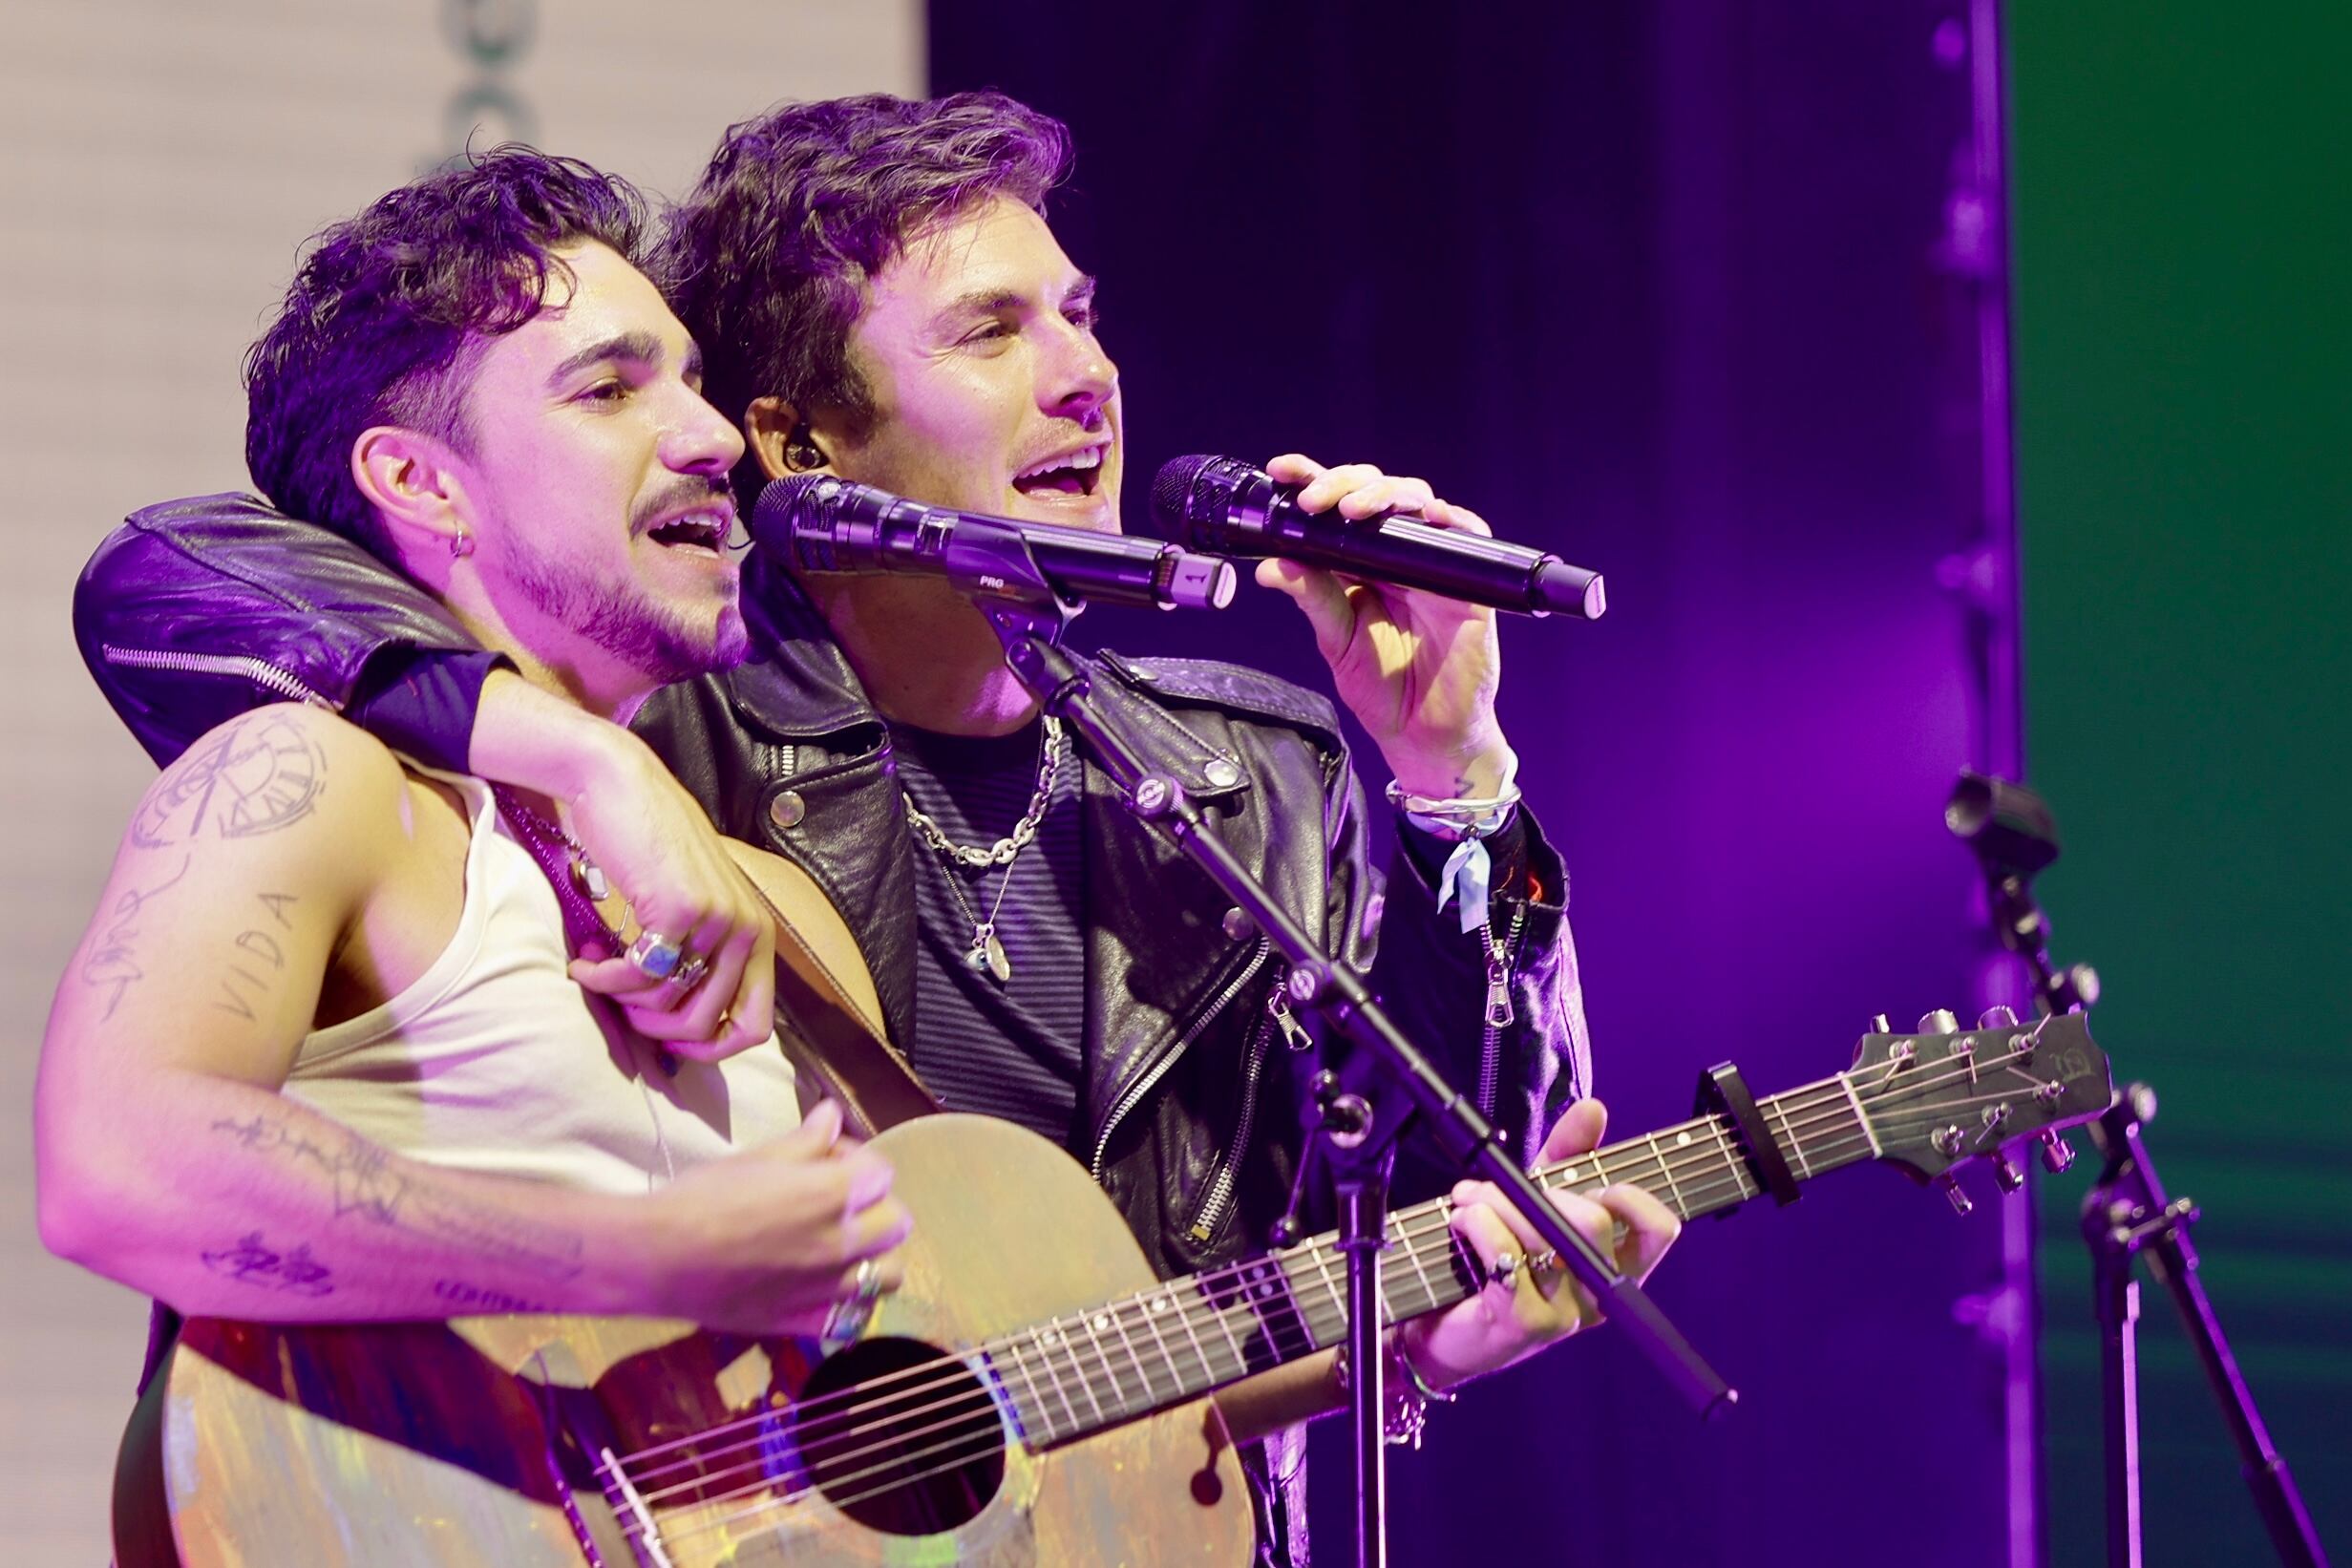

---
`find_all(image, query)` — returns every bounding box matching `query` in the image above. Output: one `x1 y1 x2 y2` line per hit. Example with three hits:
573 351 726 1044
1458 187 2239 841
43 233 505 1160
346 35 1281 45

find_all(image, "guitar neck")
988 1070 1878 1447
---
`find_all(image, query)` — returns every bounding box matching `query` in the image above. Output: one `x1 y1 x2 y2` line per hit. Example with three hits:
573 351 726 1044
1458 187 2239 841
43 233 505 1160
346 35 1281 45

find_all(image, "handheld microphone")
752 475 1238 611
1150 456 1606 621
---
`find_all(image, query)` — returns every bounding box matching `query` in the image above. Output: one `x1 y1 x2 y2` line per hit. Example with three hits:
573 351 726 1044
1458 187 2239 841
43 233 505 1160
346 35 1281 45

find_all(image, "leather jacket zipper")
1476 902 1528 1119
1184 980 1312 1244
1089 939 1272 1182
101 644 330 708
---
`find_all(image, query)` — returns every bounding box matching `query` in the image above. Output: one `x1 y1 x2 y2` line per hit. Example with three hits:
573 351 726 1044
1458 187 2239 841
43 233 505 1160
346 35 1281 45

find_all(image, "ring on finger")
625 928 686 982
1487 1249 1522 1292
662 950 710 994
1525 1248 1564 1294
822 1257 884 1345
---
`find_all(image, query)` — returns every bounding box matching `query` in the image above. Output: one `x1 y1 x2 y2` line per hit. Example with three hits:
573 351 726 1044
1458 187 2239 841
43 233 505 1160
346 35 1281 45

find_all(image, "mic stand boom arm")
952 519 1734 1566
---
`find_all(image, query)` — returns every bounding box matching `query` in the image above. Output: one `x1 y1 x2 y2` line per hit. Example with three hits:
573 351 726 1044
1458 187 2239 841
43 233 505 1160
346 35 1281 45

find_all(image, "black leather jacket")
74 495 1591 1282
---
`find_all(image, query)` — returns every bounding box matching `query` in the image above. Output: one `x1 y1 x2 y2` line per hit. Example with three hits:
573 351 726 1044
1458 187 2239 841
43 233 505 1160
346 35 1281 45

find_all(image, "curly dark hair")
244 144 650 558
658 92 1070 494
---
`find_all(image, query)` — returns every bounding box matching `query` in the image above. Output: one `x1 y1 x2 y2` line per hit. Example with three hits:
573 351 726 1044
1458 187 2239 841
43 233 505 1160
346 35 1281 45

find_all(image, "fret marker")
1091 1314 1110 1330
1675 1132 1692 1147
1560 1166 1579 1182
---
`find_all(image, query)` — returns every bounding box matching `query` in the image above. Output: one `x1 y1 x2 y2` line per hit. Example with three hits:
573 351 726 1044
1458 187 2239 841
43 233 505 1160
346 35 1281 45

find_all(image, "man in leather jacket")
74 94 1631 1560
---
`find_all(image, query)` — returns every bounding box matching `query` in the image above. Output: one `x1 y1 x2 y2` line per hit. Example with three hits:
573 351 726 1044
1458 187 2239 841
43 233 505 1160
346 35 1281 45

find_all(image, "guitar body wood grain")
114 1115 1256 1566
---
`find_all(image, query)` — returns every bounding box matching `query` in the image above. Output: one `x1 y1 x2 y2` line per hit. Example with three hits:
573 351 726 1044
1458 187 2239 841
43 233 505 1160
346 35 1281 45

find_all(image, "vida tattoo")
215 894 297 1019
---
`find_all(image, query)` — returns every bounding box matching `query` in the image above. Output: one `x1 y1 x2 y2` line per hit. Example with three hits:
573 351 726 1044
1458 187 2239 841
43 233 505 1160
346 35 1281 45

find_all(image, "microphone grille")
749 473 837 562
1149 455 1224 541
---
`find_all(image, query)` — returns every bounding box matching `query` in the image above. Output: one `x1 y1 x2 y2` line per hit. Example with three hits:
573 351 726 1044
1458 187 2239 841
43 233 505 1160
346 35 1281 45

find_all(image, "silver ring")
662 950 710 994
1526 1248 1562 1282
822 1258 884 1345
625 928 685 981
1488 1250 1522 1291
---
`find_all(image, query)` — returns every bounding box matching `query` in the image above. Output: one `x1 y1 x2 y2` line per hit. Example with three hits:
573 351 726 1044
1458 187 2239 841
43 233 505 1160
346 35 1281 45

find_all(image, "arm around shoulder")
74 494 484 766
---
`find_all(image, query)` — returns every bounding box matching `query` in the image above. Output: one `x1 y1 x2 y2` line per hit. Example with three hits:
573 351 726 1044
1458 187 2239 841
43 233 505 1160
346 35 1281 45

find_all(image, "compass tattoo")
134 711 327 847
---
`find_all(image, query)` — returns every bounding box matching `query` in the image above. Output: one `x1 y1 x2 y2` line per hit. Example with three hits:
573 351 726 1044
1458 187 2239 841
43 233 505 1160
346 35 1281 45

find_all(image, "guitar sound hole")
795 1337 1006 1536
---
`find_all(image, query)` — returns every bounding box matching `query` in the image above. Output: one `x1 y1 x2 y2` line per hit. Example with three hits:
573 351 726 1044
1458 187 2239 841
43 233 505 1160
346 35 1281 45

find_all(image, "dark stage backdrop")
934 4 2022 1564
2008 1 2352 1562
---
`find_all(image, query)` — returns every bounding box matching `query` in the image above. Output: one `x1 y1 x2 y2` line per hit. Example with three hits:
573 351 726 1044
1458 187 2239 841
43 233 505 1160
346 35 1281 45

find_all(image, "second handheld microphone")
1150 455 1606 621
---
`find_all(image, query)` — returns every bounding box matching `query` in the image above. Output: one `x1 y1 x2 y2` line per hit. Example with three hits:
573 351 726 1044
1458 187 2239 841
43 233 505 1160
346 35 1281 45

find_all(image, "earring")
450 525 475 561
785 423 824 472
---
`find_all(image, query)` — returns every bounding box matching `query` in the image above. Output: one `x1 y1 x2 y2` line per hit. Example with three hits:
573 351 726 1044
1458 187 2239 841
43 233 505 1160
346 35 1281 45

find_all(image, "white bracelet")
1387 745 1522 840
1385 778 1522 831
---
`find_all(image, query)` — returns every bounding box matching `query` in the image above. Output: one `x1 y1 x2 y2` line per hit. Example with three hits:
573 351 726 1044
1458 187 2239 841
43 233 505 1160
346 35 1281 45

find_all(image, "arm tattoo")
135 712 328 847
433 1279 553 1313
79 853 193 1020
201 1231 334 1296
215 894 298 1019
211 1114 585 1282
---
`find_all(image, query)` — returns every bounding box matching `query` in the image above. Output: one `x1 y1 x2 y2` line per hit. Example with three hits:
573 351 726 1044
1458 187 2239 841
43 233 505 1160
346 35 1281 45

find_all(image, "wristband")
1387 752 1521 935
1331 1333 1459 1449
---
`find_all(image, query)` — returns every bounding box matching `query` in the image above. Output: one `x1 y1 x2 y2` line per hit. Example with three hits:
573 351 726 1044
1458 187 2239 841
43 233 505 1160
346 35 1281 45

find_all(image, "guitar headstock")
1847 1009 2112 1198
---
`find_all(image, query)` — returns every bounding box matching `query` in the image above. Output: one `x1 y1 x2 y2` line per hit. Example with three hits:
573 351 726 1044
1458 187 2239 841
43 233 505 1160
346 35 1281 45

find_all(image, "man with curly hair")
42 148 912 1349
73 95 1669 1562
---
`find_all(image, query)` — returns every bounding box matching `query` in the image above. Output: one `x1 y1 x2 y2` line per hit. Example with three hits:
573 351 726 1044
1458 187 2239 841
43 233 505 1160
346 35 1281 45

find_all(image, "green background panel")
2008 1 2351 1561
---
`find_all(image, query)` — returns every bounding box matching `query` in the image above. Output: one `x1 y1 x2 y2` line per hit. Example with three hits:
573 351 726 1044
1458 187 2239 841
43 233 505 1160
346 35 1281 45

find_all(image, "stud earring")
450 524 475 561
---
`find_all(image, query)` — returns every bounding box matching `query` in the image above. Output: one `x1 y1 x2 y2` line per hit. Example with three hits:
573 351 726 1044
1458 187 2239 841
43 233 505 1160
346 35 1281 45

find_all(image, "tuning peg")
1918 1008 1960 1035
1870 1013 1892 1034
1977 1005 2019 1029
2038 1130 2076 1174
1938 1174 1974 1216
1991 1152 2027 1194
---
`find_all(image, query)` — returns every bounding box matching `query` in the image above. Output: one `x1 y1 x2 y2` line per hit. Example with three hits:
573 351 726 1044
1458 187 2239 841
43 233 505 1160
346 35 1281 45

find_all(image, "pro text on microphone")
1149 455 1606 621
753 475 1239 612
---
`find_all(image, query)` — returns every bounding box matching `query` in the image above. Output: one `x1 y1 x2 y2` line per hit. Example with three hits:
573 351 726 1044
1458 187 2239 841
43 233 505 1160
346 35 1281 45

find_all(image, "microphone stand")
943 521 1733 1568
1949 773 2327 1568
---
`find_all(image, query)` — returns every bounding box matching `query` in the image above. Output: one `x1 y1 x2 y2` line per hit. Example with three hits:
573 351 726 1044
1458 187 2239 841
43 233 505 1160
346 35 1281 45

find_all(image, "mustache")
629 477 737 536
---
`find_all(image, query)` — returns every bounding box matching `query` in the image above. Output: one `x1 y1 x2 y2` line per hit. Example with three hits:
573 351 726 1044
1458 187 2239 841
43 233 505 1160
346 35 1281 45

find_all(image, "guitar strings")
625 1080 2047 1550
610 1048 2060 1514
612 1071 1818 1481
612 1048 1968 1479
632 1110 1845 1518
606 1041 2071 1527
615 1070 2052 1526
628 1086 2028 1550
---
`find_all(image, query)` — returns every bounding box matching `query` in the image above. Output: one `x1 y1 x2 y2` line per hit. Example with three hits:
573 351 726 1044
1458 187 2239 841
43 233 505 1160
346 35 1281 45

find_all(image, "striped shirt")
889 718 1090 1151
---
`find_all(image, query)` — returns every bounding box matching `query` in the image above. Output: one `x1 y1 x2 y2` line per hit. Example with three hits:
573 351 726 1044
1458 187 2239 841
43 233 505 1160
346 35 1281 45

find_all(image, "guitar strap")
487 782 941 1138
744 879 943 1137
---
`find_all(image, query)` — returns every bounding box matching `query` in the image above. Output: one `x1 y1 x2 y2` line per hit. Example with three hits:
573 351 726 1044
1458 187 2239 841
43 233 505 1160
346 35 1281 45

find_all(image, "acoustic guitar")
114 1011 2111 1566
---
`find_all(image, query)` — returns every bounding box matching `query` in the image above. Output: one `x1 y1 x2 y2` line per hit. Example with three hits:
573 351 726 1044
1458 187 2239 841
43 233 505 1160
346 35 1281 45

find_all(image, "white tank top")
284 771 801 1195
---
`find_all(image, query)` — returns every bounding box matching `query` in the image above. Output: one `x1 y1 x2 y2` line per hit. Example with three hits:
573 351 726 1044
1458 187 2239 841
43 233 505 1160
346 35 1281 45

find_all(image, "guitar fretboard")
985 1070 1880 1446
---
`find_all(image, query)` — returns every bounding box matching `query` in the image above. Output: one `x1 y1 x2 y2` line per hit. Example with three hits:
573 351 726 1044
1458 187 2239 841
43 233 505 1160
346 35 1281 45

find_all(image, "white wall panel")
0 4 922 1557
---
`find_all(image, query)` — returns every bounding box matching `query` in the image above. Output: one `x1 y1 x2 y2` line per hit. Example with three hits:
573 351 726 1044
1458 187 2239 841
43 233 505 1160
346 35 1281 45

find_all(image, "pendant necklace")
901 715 1064 985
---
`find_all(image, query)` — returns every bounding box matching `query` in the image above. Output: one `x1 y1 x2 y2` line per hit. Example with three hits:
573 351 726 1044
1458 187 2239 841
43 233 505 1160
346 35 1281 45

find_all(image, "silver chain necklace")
901 714 1064 985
